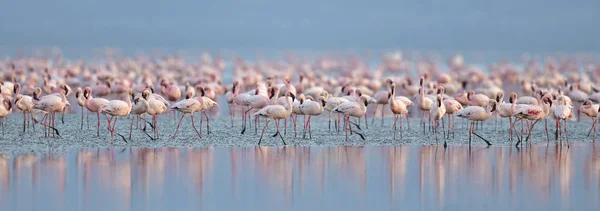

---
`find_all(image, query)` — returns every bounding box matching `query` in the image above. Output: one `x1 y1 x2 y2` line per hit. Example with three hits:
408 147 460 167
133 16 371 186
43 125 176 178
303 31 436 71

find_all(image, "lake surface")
1 144 599 211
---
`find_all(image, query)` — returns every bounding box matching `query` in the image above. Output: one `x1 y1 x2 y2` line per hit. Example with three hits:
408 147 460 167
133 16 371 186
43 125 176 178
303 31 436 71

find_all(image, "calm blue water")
1 144 599 211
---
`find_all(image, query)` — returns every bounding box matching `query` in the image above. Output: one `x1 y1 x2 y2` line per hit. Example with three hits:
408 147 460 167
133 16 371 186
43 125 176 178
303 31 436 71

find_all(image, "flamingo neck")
286 97 293 115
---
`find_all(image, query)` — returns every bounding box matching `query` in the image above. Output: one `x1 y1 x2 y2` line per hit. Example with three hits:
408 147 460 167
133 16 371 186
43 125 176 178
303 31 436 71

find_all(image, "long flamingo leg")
203 111 210 135
393 114 397 140
173 113 185 137
190 113 202 139
258 120 271 145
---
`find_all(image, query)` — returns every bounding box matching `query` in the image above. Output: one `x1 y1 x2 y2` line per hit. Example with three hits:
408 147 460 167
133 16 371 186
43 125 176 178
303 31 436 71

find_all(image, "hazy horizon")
1 0 599 52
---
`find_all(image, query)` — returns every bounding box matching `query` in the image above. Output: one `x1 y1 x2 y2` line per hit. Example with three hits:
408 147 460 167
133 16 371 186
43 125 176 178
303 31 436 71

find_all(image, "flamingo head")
319 96 326 107
419 77 424 86
509 92 517 104
361 96 369 107
197 85 206 97
3 98 11 111
437 95 443 107
142 89 151 100
583 100 592 107
496 92 504 103
286 91 296 101
13 83 20 94
437 85 445 95
467 90 475 100
461 80 467 90
488 100 497 112
284 77 291 84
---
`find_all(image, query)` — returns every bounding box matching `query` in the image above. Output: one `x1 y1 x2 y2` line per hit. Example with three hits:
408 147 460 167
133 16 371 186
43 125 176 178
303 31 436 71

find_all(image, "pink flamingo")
553 96 572 147
511 96 551 147
34 84 69 137
170 91 202 139
13 84 35 132
83 87 109 136
581 100 600 139
99 90 133 143
333 95 368 141
299 96 325 139
254 91 296 145
388 81 408 139
456 100 497 146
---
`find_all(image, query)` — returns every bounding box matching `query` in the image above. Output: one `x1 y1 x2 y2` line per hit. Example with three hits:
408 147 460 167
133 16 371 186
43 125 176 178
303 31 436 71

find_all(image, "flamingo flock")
0 50 599 148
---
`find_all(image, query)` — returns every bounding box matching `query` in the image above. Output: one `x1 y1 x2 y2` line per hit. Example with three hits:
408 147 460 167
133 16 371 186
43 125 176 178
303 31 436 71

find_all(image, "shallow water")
1 145 599 211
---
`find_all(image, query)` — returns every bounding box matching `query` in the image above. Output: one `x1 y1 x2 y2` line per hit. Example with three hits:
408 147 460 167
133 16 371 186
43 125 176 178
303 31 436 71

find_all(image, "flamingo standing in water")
456 100 497 147
170 91 202 139
75 87 86 130
0 98 12 135
83 87 109 136
130 93 149 139
34 84 70 137
197 86 219 135
242 87 270 134
333 95 368 141
324 94 349 133
511 96 551 147
417 77 433 132
554 96 573 147
430 95 447 145
388 81 408 139
13 84 35 132
371 79 391 126
580 100 599 139
254 91 296 145
300 96 325 139
99 89 133 143
497 92 517 140
143 89 169 140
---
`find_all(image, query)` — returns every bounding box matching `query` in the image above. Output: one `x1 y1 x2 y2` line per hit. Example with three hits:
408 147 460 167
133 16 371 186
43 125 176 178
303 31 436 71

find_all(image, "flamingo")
34 84 69 137
456 100 497 146
430 95 447 145
130 93 149 139
300 96 325 139
554 96 573 147
143 89 169 140
83 87 109 136
75 87 86 130
417 77 433 132
170 91 202 139
324 94 349 133
242 88 270 134
225 81 238 127
371 79 391 126
333 95 368 141
254 91 296 145
0 98 12 135
497 92 517 140
197 86 219 135
13 84 35 132
511 96 552 147
581 100 600 139
99 89 133 143
388 81 408 139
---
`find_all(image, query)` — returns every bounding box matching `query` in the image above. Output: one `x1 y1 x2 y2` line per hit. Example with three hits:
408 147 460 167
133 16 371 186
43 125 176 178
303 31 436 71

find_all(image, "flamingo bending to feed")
456 100 497 146
300 96 325 139
580 100 599 139
34 84 70 137
99 89 133 143
254 91 295 145
170 91 203 139
510 96 552 147
333 95 368 141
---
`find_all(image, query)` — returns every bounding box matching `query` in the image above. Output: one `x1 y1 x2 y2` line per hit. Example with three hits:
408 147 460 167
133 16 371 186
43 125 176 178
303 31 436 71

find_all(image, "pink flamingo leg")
173 113 186 137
